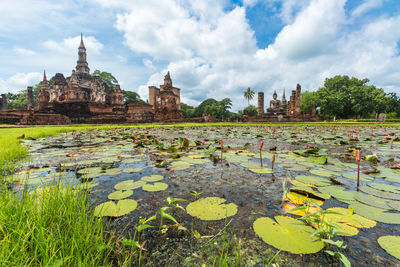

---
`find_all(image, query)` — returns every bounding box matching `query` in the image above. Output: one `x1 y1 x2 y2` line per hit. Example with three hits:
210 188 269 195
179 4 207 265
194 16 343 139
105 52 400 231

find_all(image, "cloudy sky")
0 0 399 110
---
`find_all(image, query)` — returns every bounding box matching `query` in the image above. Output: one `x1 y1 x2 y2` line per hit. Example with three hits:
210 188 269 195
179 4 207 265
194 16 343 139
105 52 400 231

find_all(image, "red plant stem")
272 154 275 170
357 159 360 191
260 150 263 168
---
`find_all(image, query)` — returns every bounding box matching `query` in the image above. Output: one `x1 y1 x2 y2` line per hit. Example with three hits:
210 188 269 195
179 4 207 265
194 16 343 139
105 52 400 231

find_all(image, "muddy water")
19 126 400 266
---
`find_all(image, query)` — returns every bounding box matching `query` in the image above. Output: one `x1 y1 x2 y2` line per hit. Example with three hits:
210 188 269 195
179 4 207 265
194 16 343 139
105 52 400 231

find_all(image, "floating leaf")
253 216 324 254
73 182 98 190
122 168 143 173
317 186 355 201
359 185 400 201
368 183 400 194
350 202 400 224
324 207 376 228
353 192 392 210
141 175 164 182
114 180 146 190
94 199 137 217
310 169 340 177
186 197 238 221
249 168 273 174
295 175 331 187
170 161 192 170
282 202 319 216
342 173 373 181
77 167 103 175
142 182 168 192
290 186 331 200
108 190 134 200
377 236 400 260
285 191 323 206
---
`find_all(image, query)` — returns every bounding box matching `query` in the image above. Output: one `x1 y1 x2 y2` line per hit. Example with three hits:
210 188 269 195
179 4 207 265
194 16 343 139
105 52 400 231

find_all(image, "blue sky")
0 0 399 111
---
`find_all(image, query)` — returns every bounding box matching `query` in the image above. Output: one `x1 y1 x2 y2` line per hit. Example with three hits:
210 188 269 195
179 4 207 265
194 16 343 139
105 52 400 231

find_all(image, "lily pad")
353 192 392 210
285 191 323 206
77 167 103 175
359 185 400 201
94 199 138 217
114 180 146 190
350 202 400 224
317 186 355 201
324 207 376 228
295 175 331 187
186 197 238 221
253 216 324 254
342 173 373 181
368 183 400 194
108 190 134 200
249 168 273 174
290 186 331 200
141 175 164 182
142 182 168 192
170 161 192 170
377 236 400 260
310 169 340 177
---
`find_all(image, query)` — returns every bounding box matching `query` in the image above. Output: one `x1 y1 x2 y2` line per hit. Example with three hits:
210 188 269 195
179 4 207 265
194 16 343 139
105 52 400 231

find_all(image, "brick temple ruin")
245 84 319 122
0 35 182 124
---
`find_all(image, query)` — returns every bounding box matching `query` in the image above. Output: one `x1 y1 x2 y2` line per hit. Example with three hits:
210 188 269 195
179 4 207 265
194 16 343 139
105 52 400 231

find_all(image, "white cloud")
0 72 42 94
43 35 103 54
352 0 384 17
13 47 36 56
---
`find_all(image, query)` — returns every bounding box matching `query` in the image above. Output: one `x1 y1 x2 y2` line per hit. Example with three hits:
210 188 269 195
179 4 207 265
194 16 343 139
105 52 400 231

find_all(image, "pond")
10 125 400 266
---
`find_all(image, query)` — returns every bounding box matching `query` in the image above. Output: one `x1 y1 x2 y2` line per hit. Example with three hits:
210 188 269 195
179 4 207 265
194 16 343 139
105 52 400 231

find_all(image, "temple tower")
75 33 90 74
281 89 287 106
295 84 301 115
1 94 7 110
257 92 264 116
37 71 50 110
112 84 124 106
27 86 34 110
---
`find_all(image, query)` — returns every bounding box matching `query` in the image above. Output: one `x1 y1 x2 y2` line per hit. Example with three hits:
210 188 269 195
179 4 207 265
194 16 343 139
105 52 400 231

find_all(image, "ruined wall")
1 94 7 110
27 86 34 110
295 84 301 115
257 92 264 116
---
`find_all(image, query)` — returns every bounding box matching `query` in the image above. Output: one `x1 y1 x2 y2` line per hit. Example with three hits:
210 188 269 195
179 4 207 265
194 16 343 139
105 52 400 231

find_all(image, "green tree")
193 98 233 120
243 105 257 116
181 103 195 118
122 90 142 104
193 98 218 117
300 91 319 113
92 70 118 91
243 87 255 106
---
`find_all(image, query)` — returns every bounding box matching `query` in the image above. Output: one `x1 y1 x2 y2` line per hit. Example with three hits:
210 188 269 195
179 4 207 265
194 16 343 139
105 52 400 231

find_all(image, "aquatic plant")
377 235 400 260
186 197 238 221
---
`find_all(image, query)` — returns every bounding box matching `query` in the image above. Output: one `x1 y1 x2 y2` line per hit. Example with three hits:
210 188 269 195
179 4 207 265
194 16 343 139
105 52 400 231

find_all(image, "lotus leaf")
342 173 373 181
282 202 319 216
142 182 168 192
377 236 400 260
368 183 400 194
103 168 122 176
359 185 400 201
324 207 376 228
94 199 137 217
141 174 164 182
249 168 273 174
295 175 331 187
115 180 146 190
285 191 323 206
241 162 263 169
310 169 340 177
170 161 192 170
77 167 103 175
253 216 324 254
186 197 238 221
353 192 392 209
290 180 315 187
317 186 355 201
290 186 331 200
181 157 209 164
350 202 400 224
108 190 134 200
122 167 143 173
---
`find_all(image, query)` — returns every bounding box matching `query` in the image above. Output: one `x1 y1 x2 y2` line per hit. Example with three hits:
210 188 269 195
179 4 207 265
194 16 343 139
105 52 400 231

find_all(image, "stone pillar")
27 86 34 110
295 84 301 115
1 94 7 110
257 92 264 116
148 86 158 110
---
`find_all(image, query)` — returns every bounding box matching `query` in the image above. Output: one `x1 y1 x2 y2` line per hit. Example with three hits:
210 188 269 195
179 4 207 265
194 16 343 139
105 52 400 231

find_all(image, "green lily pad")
317 186 356 201
142 182 168 192
279 164 310 171
290 186 331 200
77 167 103 175
368 183 400 194
249 168 273 174
122 168 143 173
353 192 392 209
253 216 324 254
186 197 238 221
342 173 373 181
241 162 263 169
359 185 400 201
114 180 146 190
295 175 331 187
181 157 210 164
170 161 192 170
310 169 340 177
350 202 400 224
94 199 138 217
324 207 376 228
73 182 98 190
141 175 164 182
108 190 134 200
122 158 141 164
378 236 400 260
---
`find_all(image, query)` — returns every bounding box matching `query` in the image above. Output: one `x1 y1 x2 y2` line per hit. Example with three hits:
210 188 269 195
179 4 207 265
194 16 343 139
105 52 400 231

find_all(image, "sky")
0 0 399 111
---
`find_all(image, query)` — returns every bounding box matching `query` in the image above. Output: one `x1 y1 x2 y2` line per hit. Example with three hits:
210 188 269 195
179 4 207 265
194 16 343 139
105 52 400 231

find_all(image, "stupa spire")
75 33 90 74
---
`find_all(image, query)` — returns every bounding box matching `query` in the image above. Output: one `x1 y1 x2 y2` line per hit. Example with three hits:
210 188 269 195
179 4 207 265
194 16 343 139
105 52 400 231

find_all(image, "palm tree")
243 87 255 106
